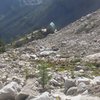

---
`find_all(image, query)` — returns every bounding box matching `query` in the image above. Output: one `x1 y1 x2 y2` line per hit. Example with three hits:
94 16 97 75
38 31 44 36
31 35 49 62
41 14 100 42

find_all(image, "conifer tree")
38 61 51 90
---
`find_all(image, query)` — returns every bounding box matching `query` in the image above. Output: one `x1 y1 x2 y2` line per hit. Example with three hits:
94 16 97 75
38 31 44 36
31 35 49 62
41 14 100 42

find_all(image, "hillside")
35 9 100 58
0 0 100 42
0 8 100 100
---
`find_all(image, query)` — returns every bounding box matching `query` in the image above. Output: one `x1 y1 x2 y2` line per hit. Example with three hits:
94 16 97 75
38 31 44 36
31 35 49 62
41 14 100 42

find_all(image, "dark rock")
66 87 78 96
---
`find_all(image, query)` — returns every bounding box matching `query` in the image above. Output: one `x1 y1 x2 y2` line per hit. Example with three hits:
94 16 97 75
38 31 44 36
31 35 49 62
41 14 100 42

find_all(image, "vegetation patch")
84 62 100 76
37 61 52 91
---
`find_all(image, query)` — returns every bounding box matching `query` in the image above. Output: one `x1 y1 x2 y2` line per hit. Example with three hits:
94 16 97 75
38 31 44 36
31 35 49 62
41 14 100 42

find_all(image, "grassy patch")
84 62 100 76
36 59 100 77
35 58 81 72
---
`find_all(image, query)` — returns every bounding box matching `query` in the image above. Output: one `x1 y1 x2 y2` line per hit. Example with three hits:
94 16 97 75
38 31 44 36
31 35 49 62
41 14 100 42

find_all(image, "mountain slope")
0 0 100 42
0 8 100 100
34 8 100 57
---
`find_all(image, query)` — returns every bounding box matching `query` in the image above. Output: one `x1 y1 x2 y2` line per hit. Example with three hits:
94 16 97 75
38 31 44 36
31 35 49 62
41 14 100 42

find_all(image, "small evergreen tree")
38 61 51 90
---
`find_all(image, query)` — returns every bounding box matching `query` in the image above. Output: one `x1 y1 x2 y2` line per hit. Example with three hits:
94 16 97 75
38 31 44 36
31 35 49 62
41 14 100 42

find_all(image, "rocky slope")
0 8 100 100
35 9 100 58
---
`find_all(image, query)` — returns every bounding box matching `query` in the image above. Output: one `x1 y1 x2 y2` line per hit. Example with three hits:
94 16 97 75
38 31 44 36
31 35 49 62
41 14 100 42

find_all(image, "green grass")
35 58 81 72
36 59 100 77
83 62 100 76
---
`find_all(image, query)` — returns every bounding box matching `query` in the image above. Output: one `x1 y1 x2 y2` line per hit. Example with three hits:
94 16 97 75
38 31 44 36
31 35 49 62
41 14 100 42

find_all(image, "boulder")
39 51 56 57
75 66 88 71
66 87 78 96
79 69 84 73
75 66 83 71
30 55 38 60
0 63 7 68
82 90 88 95
52 92 68 100
21 54 30 60
82 53 100 64
75 77 90 85
61 41 67 47
15 79 39 100
0 82 3 89
64 79 76 94
71 95 100 100
0 82 20 100
49 79 61 87
11 76 25 87
77 82 87 94
93 76 100 85
88 85 100 97
51 46 59 51
30 92 54 100
1 75 8 83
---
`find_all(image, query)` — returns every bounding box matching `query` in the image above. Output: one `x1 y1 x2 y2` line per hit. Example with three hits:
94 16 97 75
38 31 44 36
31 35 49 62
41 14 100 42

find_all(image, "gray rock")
66 87 78 96
0 82 20 100
82 90 88 95
16 93 29 100
52 92 68 100
30 54 38 60
0 63 7 68
79 69 84 73
77 82 87 94
26 96 35 100
51 46 59 51
1 75 8 83
82 53 100 64
75 66 88 71
75 77 90 85
61 41 67 47
93 76 100 85
0 82 3 89
75 66 83 71
71 95 100 100
39 51 56 57
87 85 100 97
49 79 61 87
30 92 54 100
15 79 39 100
12 76 25 87
64 79 76 94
